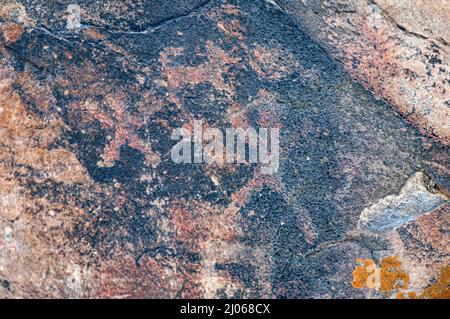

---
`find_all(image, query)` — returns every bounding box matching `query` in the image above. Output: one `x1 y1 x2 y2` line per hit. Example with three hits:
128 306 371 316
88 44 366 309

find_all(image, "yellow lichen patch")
352 257 449 299
395 266 449 299
379 256 410 293
396 291 418 299
352 256 409 295
418 266 450 299
352 258 377 289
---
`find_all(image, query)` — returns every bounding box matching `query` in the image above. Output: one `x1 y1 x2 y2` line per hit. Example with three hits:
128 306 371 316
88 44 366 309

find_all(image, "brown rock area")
0 0 448 299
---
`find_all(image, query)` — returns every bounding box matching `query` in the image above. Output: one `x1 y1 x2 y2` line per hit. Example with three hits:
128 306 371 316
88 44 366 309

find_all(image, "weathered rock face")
0 0 448 298
277 0 450 143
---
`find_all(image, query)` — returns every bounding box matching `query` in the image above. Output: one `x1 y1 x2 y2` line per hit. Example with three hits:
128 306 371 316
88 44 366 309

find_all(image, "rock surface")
278 0 450 142
0 0 448 298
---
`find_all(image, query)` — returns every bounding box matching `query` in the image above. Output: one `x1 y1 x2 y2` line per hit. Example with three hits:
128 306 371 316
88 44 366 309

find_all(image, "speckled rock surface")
277 0 450 143
0 0 448 298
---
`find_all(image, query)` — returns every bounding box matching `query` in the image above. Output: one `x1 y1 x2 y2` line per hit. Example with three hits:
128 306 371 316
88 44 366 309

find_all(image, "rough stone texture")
0 0 448 298
277 0 450 143
375 0 450 44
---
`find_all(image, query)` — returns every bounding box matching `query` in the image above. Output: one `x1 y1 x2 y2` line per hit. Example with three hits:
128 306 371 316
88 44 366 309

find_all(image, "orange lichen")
396 291 418 299
379 256 410 292
418 266 450 299
353 257 449 299
395 266 449 299
352 258 377 289
352 256 409 295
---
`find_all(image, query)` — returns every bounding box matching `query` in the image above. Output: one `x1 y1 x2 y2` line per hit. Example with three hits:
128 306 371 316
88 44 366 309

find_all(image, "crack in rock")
371 0 450 46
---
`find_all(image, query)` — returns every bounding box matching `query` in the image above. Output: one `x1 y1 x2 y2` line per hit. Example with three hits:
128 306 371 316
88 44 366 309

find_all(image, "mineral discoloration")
0 0 448 298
